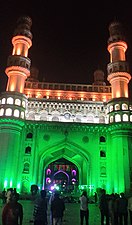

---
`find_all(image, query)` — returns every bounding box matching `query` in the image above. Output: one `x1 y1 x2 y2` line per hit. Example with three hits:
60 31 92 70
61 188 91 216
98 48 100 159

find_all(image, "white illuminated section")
2 98 6 104
122 103 128 110
17 183 20 189
22 101 26 108
0 108 4 116
21 111 25 119
123 114 128 122
4 180 8 188
129 105 132 111
115 114 121 122
105 116 109 124
10 180 12 187
14 109 20 117
15 98 21 106
115 104 120 110
130 115 132 122
94 117 99 123
110 116 114 123
5 108 12 116
110 105 113 112
7 97 13 104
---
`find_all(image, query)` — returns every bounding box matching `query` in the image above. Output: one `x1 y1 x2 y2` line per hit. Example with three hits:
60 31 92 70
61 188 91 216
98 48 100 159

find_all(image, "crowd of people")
78 188 132 225
1 187 132 225
1 188 65 225
33 190 65 225
98 189 132 225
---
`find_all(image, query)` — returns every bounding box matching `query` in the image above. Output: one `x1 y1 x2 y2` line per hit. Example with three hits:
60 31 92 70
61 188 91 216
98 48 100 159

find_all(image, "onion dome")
108 20 126 44
13 15 33 40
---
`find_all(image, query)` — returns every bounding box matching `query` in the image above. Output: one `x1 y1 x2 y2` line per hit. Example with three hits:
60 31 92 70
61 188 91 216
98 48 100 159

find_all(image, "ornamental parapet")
25 120 109 133
26 99 107 124
25 81 111 93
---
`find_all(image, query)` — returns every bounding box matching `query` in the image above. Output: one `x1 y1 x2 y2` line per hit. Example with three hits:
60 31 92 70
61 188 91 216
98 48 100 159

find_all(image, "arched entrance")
45 158 79 193
37 141 90 193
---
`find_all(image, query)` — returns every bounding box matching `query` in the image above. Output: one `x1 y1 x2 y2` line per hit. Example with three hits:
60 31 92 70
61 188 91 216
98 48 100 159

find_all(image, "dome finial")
13 15 33 40
108 18 126 44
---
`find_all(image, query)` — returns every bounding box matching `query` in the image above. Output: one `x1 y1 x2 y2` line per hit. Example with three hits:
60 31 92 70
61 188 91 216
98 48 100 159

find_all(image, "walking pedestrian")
128 195 132 225
2 192 23 225
79 190 89 225
33 190 48 225
51 191 65 225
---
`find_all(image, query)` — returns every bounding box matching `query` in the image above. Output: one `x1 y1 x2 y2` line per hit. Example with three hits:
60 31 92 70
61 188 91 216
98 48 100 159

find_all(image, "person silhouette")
98 189 109 225
79 190 89 225
2 192 23 225
33 190 48 225
51 191 65 225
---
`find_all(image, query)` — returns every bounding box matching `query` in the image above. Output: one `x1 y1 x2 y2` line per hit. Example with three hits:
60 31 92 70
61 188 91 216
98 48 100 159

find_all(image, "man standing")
51 191 65 225
79 190 89 225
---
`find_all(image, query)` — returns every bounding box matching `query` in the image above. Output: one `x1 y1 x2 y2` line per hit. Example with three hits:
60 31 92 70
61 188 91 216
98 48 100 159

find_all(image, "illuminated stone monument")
0 16 132 195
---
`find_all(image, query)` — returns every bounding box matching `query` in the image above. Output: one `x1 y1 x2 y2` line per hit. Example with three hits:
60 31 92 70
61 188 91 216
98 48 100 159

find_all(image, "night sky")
0 1 132 96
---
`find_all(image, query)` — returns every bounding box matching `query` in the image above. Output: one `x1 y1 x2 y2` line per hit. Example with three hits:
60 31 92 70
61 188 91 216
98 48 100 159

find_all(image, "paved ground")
0 199 131 225
0 199 101 225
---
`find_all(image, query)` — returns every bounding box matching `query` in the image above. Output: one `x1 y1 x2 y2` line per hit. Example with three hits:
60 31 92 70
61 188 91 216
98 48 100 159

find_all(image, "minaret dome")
5 15 33 93
108 20 126 44
107 20 131 98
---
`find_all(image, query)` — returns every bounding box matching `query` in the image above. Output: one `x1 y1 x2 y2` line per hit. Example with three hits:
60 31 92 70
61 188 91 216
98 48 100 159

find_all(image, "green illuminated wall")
0 17 131 196
0 120 24 191
0 119 132 196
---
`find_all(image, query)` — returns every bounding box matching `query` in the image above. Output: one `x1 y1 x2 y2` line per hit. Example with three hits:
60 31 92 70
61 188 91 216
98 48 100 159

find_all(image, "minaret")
107 21 131 98
106 21 132 124
106 21 132 195
5 16 32 93
0 16 33 191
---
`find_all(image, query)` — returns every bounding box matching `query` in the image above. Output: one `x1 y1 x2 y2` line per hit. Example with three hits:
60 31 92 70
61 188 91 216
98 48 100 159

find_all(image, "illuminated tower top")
5 16 32 93
108 20 126 44
107 21 131 98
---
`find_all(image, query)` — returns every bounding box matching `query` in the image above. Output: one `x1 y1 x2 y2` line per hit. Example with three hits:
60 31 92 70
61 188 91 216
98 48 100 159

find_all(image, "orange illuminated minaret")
5 16 32 93
107 21 131 98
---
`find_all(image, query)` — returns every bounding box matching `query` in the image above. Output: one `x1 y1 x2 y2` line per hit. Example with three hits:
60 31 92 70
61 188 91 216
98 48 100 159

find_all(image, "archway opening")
44 157 79 194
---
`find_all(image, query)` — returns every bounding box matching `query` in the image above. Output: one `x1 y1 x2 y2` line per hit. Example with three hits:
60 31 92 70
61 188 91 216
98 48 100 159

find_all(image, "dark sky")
0 1 132 95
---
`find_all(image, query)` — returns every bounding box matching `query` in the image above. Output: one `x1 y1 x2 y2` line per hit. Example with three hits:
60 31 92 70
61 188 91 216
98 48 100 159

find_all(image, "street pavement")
0 199 131 225
0 199 101 225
